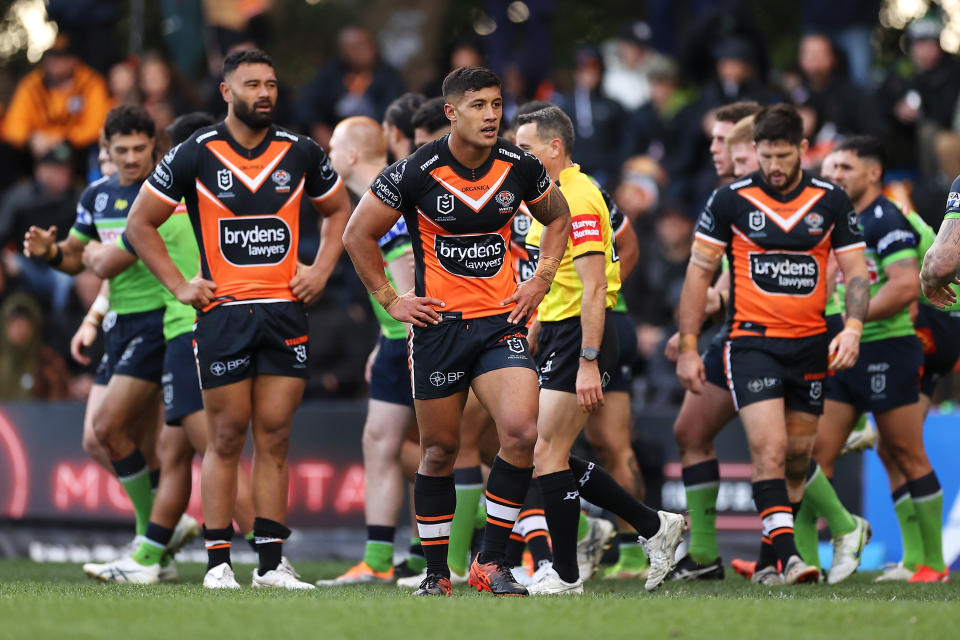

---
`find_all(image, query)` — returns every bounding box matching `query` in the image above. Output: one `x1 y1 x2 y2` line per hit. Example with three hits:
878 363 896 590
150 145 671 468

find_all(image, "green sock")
474 500 487 530
803 464 856 536
617 532 648 568
362 541 394 573
406 537 426 572
793 500 821 568
892 485 923 571
909 474 945 572
851 413 867 433
577 511 589 542
131 539 165 566
449 467 483 576
111 450 154 537
682 460 720 564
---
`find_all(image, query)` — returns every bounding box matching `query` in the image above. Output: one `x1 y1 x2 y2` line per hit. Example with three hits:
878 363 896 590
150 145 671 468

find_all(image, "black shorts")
95 308 166 385
827 335 923 413
536 310 619 394
702 325 730 389
605 311 637 393
370 335 414 408
194 301 309 390
162 332 203 425
725 333 828 414
914 304 960 397
409 312 536 400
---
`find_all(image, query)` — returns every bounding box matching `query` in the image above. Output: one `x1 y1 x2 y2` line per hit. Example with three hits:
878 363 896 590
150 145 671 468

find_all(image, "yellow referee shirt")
525 164 620 322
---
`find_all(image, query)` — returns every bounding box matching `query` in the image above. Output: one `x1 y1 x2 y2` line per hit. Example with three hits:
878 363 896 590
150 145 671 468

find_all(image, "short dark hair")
753 104 803 146
442 66 501 100
166 112 216 146
103 105 155 140
714 100 761 124
516 105 575 156
515 100 555 119
411 97 449 134
833 135 886 170
384 93 425 140
223 48 273 79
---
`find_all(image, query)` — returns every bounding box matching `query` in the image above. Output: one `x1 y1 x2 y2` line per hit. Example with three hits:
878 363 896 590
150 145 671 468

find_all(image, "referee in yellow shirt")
515 106 684 595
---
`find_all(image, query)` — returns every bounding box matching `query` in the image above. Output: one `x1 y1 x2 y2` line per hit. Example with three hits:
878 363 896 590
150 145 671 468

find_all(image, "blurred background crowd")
2 0 960 406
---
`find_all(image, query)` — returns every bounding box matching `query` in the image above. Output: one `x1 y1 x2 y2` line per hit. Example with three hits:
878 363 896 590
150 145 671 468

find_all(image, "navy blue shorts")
162 332 203 425
702 326 730 389
194 301 308 390
370 335 414 408
725 333 829 414
914 304 960 397
409 312 536 400
95 308 166 385
826 335 923 413
536 310 619 394
605 311 637 393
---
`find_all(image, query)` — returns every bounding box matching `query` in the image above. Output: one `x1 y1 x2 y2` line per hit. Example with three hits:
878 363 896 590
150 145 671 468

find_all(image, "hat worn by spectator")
37 142 72 165
618 21 653 49
713 37 756 66
907 18 942 43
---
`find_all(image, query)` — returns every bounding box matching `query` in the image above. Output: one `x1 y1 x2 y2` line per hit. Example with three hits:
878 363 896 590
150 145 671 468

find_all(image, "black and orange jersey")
370 135 553 319
695 170 865 339
143 123 342 311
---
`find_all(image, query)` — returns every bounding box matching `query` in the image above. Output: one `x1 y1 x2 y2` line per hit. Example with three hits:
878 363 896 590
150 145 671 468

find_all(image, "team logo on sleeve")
219 216 291 266
947 192 960 210
434 233 505 277
749 252 819 296
698 209 715 232
848 210 859 234
389 160 407 184
94 193 109 212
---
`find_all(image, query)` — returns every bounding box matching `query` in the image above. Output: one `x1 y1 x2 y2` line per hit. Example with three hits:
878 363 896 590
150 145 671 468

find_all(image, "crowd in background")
1 0 959 406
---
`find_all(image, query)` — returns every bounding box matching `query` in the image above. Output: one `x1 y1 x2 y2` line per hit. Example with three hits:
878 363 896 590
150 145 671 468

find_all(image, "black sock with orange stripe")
753 479 799 566
538 469 581 583
254 517 290 574
415 473 456 578
478 456 532 565
203 525 233 570
516 482 552 568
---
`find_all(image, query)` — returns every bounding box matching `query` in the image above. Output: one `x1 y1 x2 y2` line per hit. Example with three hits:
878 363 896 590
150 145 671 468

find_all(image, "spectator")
138 53 195 134
0 293 71 400
697 37 782 112
411 96 450 148
790 33 882 137
107 59 139 106
0 35 111 161
553 46 628 187
0 143 78 312
423 38 485 97
801 0 880 87
297 25 405 148
47 0 119 74
382 93 424 163
613 155 668 223
603 21 655 113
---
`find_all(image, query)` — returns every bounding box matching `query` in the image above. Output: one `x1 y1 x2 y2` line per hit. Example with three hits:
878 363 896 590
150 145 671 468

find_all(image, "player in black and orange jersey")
343 66 572 597
125 49 351 590
675 104 870 585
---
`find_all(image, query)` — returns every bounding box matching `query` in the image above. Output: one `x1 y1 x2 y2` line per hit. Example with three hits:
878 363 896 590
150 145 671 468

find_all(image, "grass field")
1 559 957 639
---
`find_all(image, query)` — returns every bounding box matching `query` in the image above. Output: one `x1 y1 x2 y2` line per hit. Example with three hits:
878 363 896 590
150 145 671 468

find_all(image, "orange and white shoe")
731 558 757 580
316 561 394 586
908 565 951 584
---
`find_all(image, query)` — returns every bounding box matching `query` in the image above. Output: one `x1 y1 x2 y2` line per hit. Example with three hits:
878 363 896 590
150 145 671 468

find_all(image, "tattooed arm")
920 218 960 308
501 185 572 324
830 248 870 370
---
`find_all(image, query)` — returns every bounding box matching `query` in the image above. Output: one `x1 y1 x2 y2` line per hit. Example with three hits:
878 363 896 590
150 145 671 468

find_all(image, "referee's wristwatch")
579 347 600 361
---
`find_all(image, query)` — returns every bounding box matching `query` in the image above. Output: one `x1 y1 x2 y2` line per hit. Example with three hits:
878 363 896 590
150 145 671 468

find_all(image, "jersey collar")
217 122 276 159
440 134 497 181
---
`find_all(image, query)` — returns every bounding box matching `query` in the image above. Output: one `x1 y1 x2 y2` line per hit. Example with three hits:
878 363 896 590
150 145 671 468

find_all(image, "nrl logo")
748 210 765 231
437 193 455 215
217 169 233 191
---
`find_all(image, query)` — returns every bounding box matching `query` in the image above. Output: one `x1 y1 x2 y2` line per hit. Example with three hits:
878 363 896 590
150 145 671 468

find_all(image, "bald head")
329 116 387 186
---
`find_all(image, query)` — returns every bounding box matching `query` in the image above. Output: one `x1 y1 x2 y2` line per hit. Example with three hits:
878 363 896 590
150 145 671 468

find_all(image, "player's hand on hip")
501 278 548 324
23 225 56 258
664 331 681 363
828 328 860 371
576 361 604 413
70 322 98 365
676 351 705 394
290 262 328 306
174 276 217 310
388 290 444 327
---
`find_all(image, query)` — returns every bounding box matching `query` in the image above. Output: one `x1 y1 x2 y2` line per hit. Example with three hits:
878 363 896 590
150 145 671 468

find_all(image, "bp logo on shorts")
747 378 764 393
434 233 505 278
219 216 291 266
430 371 464 386
749 252 819 296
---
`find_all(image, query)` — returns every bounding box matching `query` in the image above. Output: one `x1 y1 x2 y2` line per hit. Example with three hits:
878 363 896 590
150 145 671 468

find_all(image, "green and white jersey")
72 174 167 314
373 219 412 340
834 196 918 342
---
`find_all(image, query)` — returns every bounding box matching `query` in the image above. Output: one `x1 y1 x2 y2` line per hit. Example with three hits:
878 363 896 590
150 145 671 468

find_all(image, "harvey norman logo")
219 216 291 266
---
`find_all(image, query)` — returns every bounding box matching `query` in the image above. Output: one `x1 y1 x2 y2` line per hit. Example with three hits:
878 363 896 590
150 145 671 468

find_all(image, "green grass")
1 559 957 639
